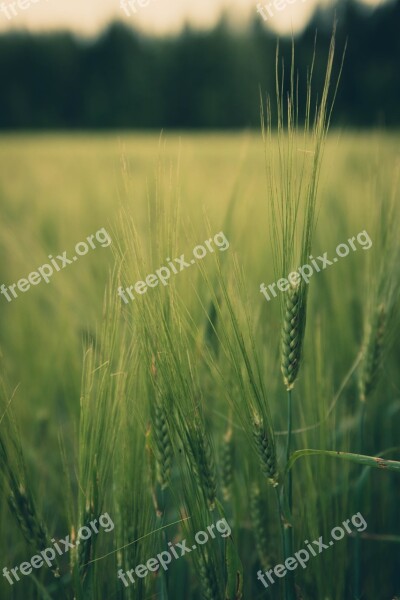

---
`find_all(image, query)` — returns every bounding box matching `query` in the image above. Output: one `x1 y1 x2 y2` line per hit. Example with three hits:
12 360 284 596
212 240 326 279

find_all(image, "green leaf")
286 449 400 474
225 536 243 600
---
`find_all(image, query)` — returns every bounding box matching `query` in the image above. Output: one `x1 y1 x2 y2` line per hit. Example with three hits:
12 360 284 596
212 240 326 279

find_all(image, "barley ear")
8 486 60 578
8 487 48 549
251 412 278 486
281 281 307 391
77 504 96 582
359 303 386 403
205 298 220 357
1 426 58 576
145 424 163 517
152 399 173 491
188 418 217 511
198 550 220 600
220 428 234 502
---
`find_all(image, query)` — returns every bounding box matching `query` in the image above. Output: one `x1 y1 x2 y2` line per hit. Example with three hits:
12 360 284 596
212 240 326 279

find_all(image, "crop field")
0 124 399 600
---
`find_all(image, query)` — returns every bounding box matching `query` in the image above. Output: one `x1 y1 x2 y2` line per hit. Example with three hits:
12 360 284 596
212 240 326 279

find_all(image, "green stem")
354 402 366 599
285 389 295 599
286 389 293 511
275 485 296 600
274 487 287 600
274 486 286 559
283 520 295 600
156 488 169 600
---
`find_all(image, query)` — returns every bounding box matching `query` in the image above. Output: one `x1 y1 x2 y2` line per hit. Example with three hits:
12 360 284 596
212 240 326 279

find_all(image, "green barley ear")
281 280 307 390
187 417 217 511
8 485 54 562
220 427 234 502
198 549 220 600
152 397 173 491
263 29 344 394
70 492 98 589
0 406 59 576
251 411 278 486
145 423 163 517
250 482 270 570
8 487 46 548
359 303 386 403
205 297 220 357
77 503 96 582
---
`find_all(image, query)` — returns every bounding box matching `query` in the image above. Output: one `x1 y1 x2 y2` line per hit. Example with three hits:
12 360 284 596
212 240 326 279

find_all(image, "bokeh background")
0 0 399 129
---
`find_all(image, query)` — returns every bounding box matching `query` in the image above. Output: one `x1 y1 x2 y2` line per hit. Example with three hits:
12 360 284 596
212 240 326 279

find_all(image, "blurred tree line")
0 0 399 129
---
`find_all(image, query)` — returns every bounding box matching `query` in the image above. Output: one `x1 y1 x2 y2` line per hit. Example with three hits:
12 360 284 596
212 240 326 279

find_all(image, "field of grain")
0 130 399 600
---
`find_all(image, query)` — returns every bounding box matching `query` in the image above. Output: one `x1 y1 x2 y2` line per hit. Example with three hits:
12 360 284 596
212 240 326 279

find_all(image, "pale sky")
0 0 388 36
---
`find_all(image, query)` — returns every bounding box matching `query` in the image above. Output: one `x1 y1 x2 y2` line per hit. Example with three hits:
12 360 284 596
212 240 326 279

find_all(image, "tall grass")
0 48 400 600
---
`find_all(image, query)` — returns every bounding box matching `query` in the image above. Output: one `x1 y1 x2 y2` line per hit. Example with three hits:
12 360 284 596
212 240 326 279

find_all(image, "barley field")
0 124 399 600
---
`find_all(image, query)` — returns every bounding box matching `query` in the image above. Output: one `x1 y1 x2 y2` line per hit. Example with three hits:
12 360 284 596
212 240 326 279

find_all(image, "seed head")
153 401 172 490
198 551 220 600
359 303 386 403
252 413 278 486
220 429 234 502
281 281 307 390
189 420 217 511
